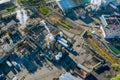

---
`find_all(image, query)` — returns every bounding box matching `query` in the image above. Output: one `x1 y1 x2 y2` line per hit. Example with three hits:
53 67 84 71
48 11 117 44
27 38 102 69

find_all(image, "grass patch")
50 15 71 28
6 5 16 11
108 44 120 56
58 20 71 28
39 5 50 15
20 0 29 3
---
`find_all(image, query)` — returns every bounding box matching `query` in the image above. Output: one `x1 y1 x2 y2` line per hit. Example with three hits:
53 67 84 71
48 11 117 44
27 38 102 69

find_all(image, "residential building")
100 15 120 38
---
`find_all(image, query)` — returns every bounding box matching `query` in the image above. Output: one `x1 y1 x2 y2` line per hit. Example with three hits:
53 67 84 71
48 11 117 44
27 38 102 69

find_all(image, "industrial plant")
0 0 120 80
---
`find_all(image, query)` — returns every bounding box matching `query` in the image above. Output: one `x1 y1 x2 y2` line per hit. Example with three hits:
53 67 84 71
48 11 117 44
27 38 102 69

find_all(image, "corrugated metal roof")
59 72 78 80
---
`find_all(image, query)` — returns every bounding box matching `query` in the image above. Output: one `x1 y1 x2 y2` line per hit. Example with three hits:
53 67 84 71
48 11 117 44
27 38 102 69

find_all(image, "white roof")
59 72 78 80
0 0 10 4
12 76 18 80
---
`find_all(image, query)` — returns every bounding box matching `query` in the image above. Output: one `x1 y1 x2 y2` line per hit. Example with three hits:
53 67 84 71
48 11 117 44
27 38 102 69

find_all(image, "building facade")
100 15 120 38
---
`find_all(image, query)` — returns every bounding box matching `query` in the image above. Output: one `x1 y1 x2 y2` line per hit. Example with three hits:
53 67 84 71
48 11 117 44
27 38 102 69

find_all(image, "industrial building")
0 47 9 64
0 13 22 65
56 0 84 12
100 15 120 38
59 72 78 80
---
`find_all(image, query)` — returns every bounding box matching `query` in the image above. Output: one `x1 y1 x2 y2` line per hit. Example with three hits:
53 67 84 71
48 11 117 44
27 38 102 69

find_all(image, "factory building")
55 0 84 12
100 15 120 38
0 48 9 64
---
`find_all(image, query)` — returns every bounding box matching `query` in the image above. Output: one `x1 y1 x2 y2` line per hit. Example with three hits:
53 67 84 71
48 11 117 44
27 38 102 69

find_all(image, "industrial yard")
0 0 120 80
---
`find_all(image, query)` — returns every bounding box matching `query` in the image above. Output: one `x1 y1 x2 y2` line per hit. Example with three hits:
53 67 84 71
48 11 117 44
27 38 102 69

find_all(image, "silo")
57 44 62 51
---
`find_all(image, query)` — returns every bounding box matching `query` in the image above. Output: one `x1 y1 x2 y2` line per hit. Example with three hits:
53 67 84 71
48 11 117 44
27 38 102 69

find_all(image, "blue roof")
56 0 76 12
84 0 89 3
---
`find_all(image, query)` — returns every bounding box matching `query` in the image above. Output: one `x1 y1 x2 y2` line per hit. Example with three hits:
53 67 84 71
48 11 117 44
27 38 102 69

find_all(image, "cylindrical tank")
58 52 62 57
61 38 68 44
59 32 63 37
57 44 62 51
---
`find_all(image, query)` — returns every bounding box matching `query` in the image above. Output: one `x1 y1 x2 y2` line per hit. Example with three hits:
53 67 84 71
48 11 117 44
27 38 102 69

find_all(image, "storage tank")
61 38 68 44
59 32 63 37
58 52 62 57
57 44 62 51
55 52 62 61
55 55 60 61
58 40 69 48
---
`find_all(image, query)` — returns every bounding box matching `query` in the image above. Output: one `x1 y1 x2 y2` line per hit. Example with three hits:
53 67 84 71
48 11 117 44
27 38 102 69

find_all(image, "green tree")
111 74 120 80
39 5 50 15
111 63 120 80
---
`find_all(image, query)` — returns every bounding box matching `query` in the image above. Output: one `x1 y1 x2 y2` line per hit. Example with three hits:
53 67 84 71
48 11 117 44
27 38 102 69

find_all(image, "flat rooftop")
59 72 78 80
0 47 6 63
100 15 120 38
56 0 83 12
